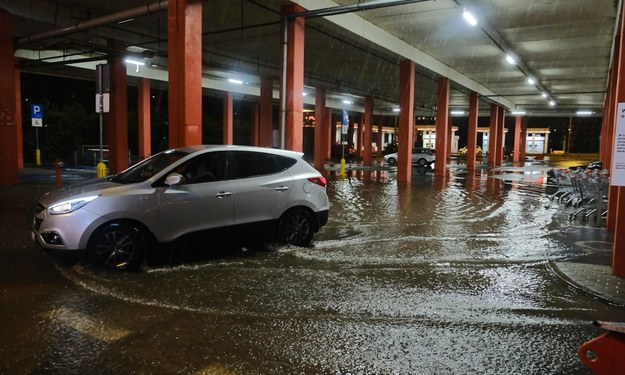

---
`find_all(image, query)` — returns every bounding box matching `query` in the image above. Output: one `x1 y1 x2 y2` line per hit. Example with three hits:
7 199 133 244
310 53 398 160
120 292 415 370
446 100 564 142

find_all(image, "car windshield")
108 150 189 184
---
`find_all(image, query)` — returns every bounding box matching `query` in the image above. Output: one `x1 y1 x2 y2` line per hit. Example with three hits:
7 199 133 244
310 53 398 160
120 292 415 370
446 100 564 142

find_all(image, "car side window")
176 151 228 185
229 151 296 179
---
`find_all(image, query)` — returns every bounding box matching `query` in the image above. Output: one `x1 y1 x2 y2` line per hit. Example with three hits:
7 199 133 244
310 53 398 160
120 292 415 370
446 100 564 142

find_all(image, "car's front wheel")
90 222 146 271
418 158 427 166
279 209 315 247
387 157 397 165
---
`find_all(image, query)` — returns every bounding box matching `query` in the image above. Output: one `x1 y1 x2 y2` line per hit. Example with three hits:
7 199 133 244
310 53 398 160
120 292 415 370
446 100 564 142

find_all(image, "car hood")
38 178 134 207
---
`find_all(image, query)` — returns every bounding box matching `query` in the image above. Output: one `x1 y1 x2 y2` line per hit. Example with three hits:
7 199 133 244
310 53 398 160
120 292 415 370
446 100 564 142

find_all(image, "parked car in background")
331 143 356 159
32 145 329 271
384 148 435 166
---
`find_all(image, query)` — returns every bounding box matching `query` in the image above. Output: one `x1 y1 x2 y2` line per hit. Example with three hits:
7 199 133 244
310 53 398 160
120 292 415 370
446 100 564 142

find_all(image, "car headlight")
48 195 100 215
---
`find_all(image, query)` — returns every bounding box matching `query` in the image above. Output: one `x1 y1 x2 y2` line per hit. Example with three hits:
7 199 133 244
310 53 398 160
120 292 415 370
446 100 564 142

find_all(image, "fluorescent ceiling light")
462 9 477 26
302 92 307 96
124 59 144 66
505 54 516 65
527 77 535 85
511 111 526 115
549 100 556 106
541 92 548 98
392 108 400 112
450 110 465 115
342 100 353 105
577 110 593 115
228 78 243 84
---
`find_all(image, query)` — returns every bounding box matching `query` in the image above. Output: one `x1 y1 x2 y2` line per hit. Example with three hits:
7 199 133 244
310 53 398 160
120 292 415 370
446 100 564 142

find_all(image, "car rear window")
229 151 296 179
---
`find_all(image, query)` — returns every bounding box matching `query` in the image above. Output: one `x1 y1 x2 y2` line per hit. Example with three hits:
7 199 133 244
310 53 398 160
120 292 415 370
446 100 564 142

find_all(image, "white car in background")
32 145 329 270
384 148 435 166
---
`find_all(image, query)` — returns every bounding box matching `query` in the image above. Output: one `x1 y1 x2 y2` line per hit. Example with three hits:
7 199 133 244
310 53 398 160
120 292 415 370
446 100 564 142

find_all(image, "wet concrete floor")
1 158 623 374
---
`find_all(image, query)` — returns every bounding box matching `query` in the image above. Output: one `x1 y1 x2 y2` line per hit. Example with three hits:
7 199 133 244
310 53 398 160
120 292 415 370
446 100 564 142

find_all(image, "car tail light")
308 176 327 188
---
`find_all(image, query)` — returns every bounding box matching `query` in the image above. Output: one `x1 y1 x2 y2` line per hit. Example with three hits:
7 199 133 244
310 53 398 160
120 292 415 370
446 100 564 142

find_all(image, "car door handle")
274 186 290 192
215 191 233 198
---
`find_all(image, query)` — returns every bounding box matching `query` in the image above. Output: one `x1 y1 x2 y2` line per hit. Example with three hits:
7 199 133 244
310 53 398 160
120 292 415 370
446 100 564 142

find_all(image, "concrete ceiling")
3 0 620 117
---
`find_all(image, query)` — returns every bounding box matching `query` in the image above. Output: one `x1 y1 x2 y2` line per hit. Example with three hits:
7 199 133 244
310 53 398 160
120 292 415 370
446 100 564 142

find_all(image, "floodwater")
1 159 623 374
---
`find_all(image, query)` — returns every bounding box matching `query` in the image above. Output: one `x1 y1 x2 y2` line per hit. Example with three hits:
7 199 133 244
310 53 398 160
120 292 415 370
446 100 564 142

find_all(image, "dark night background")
20 73 602 166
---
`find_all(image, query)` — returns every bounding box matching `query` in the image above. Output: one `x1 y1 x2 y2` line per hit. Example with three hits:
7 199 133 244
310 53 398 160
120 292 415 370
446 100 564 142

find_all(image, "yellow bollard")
340 158 346 180
35 149 41 166
96 161 107 178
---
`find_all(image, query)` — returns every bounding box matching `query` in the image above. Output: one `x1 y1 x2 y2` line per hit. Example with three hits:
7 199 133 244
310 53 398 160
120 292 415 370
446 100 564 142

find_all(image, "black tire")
90 222 146 271
279 209 315 247
387 157 397 165
418 158 427 166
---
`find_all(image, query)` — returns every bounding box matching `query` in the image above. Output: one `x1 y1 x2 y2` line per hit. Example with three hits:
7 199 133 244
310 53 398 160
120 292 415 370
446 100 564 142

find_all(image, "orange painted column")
0 10 19 185
325 108 333 160
610 1 625 276
15 69 23 169
520 117 528 161
281 4 305 152
466 92 478 170
377 123 383 156
356 116 363 158
168 0 202 148
314 88 326 170
435 76 450 176
363 96 373 166
495 106 505 166
259 77 273 147
487 104 499 168
513 115 522 163
138 78 151 160
397 60 415 183
223 92 233 145
106 39 129 174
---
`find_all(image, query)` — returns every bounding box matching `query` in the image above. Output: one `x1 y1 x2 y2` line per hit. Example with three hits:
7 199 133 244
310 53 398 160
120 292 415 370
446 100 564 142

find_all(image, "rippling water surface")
8 161 622 375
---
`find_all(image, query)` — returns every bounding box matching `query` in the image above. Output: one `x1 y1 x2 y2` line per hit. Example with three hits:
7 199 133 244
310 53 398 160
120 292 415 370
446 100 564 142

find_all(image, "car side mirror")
164 173 183 186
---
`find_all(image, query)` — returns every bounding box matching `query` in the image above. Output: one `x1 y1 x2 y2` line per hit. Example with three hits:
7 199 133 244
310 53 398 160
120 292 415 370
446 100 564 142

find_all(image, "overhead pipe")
288 0 431 19
16 0 168 46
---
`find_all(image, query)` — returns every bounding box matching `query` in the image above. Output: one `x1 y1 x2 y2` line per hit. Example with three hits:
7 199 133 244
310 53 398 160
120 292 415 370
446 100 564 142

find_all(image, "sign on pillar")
31 104 43 166
612 103 625 186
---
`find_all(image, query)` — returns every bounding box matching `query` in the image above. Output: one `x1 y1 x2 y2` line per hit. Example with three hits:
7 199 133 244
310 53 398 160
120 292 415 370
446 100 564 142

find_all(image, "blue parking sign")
31 104 43 127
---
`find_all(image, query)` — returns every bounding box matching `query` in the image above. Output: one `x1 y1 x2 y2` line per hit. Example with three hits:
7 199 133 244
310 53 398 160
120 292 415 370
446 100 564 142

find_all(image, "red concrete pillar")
609 1 625 276
0 10 19 185
377 123 383 156
168 0 202 148
397 60 415 183
363 97 374 166
513 115 522 163
106 39 129 174
314 88 326 170
15 69 23 169
138 78 151 160
325 108 333 160
281 4 305 151
356 115 363 158
488 104 499 168
520 117 528 160
435 76 450 176
496 106 505 165
466 92 479 170
259 77 273 147
223 92 233 145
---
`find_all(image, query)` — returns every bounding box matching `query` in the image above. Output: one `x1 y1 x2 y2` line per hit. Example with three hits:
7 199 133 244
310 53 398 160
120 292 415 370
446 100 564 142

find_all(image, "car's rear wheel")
90 222 146 271
279 209 315 247
387 157 397 165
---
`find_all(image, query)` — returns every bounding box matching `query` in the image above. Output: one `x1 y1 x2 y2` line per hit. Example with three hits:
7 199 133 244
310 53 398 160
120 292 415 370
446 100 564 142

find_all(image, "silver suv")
32 145 329 270
384 148 435 166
